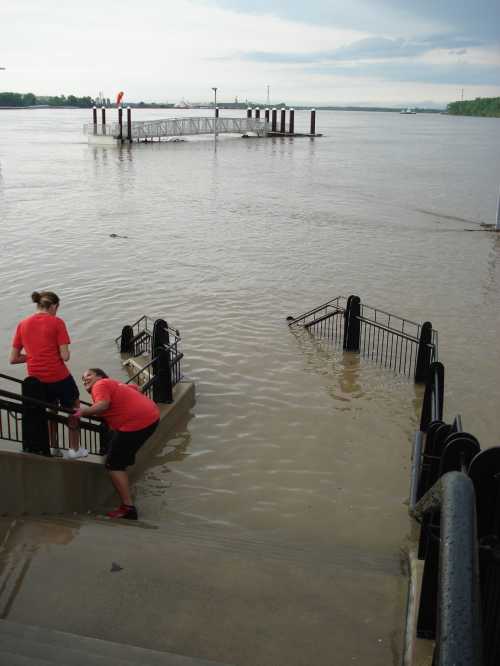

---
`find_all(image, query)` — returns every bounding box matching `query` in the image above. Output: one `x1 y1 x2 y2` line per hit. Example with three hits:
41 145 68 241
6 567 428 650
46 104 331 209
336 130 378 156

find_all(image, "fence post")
22 377 50 455
415 321 433 383
120 325 134 354
152 319 173 403
343 295 361 351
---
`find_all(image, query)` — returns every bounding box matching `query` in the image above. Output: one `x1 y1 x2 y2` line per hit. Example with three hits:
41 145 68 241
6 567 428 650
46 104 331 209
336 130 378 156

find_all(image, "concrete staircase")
0 619 231 666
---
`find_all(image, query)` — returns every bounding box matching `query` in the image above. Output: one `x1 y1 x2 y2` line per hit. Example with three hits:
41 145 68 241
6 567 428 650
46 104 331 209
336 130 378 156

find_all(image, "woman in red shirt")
73 368 160 520
10 290 86 458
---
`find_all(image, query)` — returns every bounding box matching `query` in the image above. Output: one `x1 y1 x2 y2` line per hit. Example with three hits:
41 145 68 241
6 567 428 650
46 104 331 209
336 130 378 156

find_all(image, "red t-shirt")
91 378 160 432
12 313 71 383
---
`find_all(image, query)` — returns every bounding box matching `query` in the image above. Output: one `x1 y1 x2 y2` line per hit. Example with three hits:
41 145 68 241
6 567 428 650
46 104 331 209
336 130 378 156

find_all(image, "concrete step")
0 649 53 666
0 620 231 666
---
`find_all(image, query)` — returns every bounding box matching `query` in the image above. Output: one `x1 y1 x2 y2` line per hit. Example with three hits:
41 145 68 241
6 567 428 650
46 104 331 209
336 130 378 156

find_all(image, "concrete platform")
0 381 195 515
0 514 407 666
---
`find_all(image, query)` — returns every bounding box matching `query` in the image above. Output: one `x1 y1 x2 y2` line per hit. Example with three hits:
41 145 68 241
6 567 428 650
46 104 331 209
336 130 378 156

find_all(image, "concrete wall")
1 382 195 516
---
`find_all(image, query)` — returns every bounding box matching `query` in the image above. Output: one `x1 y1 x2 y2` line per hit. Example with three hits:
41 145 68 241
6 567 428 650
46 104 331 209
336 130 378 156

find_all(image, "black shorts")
43 374 80 408
105 420 159 471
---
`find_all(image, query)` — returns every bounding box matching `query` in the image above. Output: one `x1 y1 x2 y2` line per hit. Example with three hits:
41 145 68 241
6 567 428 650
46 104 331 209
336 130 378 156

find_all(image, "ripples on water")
0 109 499 546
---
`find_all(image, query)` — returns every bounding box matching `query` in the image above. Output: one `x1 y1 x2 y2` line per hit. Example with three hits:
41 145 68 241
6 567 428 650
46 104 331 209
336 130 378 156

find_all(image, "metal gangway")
83 116 270 141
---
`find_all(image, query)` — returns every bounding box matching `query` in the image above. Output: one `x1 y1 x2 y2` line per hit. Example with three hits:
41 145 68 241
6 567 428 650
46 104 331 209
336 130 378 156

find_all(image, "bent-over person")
73 368 160 520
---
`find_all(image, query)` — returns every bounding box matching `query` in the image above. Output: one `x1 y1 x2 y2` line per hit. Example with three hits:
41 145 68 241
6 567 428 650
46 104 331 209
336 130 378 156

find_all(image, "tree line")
0 92 95 107
447 97 500 118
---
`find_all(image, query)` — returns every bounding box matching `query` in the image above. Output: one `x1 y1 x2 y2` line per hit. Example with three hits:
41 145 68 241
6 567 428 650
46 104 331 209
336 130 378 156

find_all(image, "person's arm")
59 344 70 362
9 347 27 365
75 400 110 419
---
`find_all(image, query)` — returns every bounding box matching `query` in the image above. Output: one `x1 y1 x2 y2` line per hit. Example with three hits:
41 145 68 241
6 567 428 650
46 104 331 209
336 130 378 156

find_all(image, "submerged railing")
116 315 184 403
287 294 438 382
0 373 107 456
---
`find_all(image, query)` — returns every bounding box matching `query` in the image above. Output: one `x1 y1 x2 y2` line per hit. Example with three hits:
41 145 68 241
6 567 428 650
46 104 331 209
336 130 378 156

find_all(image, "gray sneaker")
63 447 89 460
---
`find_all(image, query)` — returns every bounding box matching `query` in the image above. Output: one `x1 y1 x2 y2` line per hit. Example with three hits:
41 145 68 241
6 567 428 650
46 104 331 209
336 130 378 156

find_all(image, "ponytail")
31 290 60 310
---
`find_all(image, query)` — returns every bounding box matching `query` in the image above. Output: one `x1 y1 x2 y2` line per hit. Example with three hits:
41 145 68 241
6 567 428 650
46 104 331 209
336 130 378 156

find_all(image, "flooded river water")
0 107 499 664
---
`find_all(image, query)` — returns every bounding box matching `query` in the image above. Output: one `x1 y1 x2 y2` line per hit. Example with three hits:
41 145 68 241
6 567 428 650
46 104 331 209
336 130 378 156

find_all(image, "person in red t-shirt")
72 368 160 520
9 290 85 458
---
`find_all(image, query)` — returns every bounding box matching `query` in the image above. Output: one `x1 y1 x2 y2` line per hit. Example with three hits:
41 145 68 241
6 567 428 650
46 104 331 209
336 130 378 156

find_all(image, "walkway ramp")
0 619 231 666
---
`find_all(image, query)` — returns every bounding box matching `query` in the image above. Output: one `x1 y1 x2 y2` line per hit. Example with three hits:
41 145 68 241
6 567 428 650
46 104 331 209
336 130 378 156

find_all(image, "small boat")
400 107 417 114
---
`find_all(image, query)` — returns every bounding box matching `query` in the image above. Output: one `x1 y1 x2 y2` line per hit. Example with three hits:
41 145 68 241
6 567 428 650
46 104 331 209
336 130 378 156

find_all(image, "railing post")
92 106 97 135
152 319 173 403
310 108 316 135
247 107 252 118
343 295 361 352
280 108 286 133
289 109 294 134
120 325 134 354
21 377 50 455
101 106 106 135
415 321 433 383
419 361 445 431
265 108 269 123
215 107 219 118
127 106 132 142
255 107 260 119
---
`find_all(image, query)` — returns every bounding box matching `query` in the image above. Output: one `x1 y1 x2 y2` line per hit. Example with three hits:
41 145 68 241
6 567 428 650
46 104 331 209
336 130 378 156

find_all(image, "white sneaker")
52 448 63 458
63 447 89 460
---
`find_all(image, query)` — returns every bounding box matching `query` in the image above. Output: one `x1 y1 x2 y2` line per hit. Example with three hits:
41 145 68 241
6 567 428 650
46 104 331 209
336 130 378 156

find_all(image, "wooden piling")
92 106 97 135
215 107 219 118
101 107 106 135
289 109 295 134
118 106 123 141
127 107 132 142
255 108 260 119
265 109 270 123
247 107 252 118
280 108 286 133
310 108 316 135
271 109 277 132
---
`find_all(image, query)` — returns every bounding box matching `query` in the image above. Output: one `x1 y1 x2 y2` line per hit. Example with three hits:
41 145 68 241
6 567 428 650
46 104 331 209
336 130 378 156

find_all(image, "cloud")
237 35 484 64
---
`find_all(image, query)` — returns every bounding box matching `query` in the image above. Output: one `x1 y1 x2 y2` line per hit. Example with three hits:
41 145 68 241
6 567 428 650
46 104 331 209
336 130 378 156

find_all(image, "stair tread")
0 649 54 666
0 621 231 666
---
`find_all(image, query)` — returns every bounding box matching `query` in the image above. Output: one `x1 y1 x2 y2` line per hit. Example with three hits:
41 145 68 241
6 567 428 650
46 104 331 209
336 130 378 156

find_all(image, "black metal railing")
412 472 483 665
116 316 184 404
287 294 438 382
0 373 107 456
409 361 500 665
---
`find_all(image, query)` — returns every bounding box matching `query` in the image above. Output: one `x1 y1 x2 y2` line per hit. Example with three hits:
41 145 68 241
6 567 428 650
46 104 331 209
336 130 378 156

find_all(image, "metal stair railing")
0 373 107 456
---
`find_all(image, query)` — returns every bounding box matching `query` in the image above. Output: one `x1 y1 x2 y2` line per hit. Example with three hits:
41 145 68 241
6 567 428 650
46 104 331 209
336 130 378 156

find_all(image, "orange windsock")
116 91 124 106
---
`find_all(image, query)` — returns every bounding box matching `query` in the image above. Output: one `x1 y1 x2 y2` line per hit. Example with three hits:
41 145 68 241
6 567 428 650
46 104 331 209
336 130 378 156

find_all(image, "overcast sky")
1 0 499 107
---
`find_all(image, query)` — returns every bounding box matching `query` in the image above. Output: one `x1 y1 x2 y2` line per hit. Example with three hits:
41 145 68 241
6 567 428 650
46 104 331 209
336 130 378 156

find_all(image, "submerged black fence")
287 294 438 382
0 373 107 456
409 361 500 666
116 315 184 404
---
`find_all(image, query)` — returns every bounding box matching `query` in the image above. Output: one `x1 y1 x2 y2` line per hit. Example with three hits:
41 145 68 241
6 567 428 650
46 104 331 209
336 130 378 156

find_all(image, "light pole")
212 87 217 139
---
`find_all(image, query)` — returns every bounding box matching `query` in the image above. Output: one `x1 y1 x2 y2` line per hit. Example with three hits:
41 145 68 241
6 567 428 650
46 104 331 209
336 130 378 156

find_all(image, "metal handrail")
411 472 483 665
